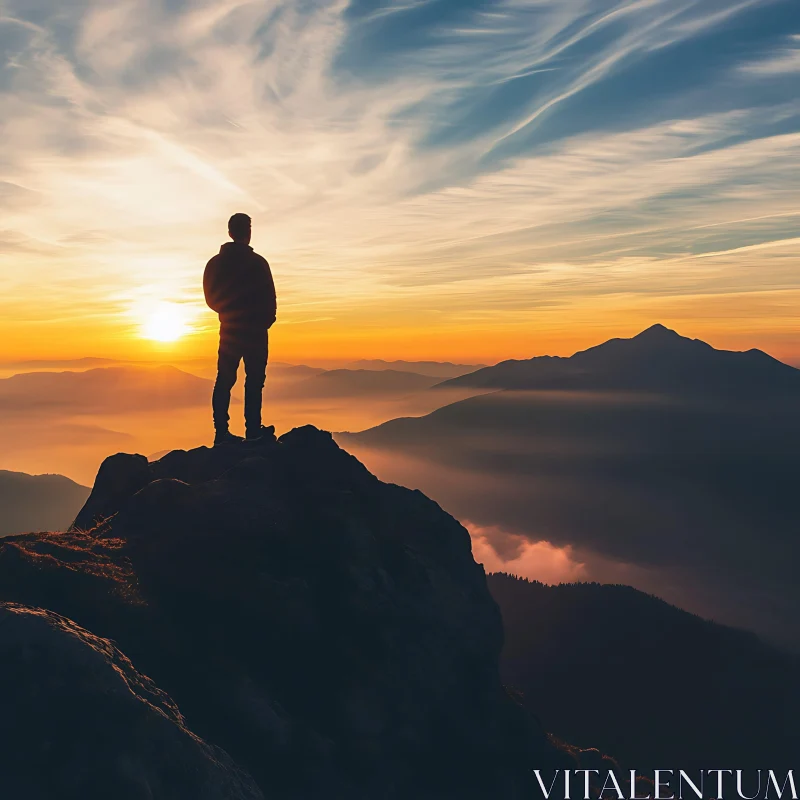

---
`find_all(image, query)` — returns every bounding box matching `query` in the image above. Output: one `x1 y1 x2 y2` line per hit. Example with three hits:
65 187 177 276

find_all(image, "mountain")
0 356 120 371
0 470 90 536
0 428 587 798
276 368 441 398
341 326 800 648
0 365 219 413
267 362 327 381
348 359 485 378
437 324 800 395
488 573 800 771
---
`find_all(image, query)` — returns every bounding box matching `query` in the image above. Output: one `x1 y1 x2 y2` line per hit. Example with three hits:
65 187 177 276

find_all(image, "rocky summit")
0 426 581 799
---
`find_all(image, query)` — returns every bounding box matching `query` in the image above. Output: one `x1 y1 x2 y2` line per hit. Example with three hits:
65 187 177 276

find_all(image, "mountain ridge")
341 325 800 647
488 573 800 770
435 324 800 395
348 360 486 379
0 469 90 537
0 364 221 412
274 368 441 398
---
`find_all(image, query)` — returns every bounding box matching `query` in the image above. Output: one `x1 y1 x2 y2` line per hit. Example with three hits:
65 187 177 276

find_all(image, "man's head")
228 213 252 245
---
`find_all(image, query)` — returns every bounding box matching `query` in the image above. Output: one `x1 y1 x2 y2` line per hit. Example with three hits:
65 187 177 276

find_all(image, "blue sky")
0 0 798 360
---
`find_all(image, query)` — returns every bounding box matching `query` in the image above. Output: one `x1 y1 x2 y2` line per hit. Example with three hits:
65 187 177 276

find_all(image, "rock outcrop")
0 426 573 798
0 603 263 800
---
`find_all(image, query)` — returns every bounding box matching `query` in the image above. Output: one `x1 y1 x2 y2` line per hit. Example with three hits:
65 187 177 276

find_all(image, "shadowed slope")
489 573 800 771
0 470 89 536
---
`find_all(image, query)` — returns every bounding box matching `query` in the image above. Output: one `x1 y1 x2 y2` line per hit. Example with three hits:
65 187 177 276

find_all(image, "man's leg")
212 331 241 435
243 329 268 437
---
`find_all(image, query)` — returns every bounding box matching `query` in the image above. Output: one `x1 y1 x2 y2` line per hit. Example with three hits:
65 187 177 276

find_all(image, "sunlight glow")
141 302 189 342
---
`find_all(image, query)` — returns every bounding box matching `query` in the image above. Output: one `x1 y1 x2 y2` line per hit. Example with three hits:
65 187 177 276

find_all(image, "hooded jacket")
203 242 277 331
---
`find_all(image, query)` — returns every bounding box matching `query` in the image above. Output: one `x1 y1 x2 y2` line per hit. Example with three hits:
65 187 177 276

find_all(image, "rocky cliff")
0 426 577 799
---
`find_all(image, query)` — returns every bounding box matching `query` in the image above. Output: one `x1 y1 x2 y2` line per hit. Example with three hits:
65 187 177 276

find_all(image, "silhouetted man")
204 213 276 445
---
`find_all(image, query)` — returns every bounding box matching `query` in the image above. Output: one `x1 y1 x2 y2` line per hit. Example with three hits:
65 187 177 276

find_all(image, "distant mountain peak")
610 323 703 354
434 324 799 394
634 323 682 340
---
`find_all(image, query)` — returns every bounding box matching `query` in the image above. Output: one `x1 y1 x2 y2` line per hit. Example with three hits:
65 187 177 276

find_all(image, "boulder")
0 602 263 800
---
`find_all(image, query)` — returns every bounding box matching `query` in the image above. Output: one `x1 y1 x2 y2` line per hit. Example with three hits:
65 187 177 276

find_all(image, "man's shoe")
245 425 276 442
214 430 244 447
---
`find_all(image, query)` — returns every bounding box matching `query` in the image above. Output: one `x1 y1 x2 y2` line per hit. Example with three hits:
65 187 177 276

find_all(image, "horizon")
2 320 798 492
2 322 800 370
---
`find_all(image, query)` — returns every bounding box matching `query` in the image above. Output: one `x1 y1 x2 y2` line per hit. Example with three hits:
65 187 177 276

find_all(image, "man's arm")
203 258 222 313
261 257 277 327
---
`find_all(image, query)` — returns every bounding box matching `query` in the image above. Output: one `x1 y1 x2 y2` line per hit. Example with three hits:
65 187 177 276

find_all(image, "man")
204 213 277 445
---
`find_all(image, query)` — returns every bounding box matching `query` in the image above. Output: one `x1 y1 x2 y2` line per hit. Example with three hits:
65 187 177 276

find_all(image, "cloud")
741 34 800 75
467 521 588 584
0 0 798 357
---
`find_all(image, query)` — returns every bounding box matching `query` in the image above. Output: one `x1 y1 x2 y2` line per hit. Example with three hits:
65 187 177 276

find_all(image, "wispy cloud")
0 0 798 359
742 34 800 74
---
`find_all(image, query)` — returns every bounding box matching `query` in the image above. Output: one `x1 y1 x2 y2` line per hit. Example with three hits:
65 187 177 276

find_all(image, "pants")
212 325 268 434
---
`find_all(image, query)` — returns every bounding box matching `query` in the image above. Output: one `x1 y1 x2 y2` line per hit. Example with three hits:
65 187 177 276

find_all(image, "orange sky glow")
2 285 798 367
1 2 799 367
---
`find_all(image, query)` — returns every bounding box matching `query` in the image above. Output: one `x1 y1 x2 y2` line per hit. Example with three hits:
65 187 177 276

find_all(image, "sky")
1 0 799 364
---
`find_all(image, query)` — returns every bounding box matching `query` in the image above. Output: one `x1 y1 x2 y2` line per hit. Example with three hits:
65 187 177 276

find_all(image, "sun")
142 302 189 342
